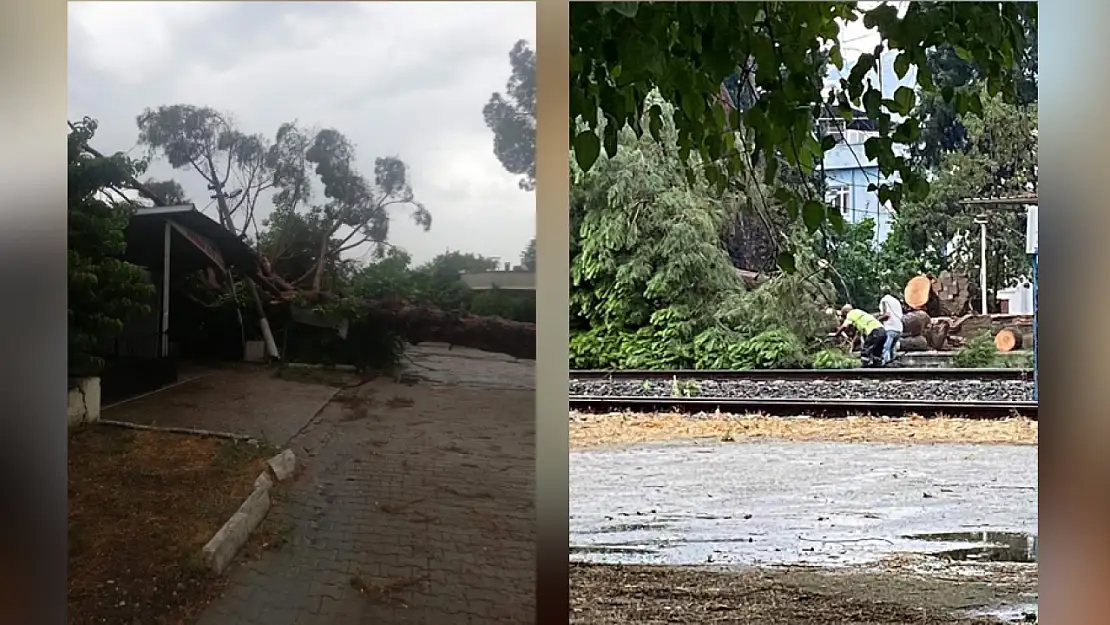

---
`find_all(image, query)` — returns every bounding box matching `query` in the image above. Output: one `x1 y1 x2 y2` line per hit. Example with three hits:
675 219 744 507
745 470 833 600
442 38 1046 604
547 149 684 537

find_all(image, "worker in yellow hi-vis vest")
835 304 888 368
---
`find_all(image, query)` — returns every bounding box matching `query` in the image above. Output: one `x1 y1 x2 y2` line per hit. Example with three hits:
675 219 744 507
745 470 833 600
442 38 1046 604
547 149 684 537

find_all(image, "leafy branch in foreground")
570 1 1034 269
68 118 156 376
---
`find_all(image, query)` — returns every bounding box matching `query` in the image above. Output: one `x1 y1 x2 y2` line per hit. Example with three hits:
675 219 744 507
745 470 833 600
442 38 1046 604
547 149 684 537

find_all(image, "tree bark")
362 298 536 360
933 270 971 317
923 319 950 351
902 310 931 337
898 335 930 352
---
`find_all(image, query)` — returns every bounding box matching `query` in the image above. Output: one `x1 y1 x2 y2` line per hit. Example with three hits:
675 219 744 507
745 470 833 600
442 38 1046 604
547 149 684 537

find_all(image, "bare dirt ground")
571 561 1033 624
68 426 277 625
570 411 1038 449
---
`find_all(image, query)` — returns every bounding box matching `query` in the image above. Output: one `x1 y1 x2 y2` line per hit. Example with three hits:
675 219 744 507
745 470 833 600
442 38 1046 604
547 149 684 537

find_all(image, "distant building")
818 111 907 244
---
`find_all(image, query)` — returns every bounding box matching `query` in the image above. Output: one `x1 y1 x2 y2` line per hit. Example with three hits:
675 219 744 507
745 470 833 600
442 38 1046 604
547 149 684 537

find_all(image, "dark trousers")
861 328 888 366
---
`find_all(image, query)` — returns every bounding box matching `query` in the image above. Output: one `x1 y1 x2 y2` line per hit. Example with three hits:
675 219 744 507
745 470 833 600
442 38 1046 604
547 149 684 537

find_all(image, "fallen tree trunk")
934 270 971 317
903 272 972 317
923 319 950 351
902 310 930 337
946 314 1034 339
898 335 930 352
363 298 536 360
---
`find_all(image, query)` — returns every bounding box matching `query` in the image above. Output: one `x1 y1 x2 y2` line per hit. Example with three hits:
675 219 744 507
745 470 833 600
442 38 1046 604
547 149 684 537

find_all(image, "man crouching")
835 304 887 368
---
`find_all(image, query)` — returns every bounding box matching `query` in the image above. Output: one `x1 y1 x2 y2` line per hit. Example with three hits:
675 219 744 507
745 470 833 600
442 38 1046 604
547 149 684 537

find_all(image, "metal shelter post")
161 220 171 358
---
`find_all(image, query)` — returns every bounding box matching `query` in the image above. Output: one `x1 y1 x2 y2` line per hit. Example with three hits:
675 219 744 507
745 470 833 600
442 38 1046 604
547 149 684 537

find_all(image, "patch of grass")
68 425 273 625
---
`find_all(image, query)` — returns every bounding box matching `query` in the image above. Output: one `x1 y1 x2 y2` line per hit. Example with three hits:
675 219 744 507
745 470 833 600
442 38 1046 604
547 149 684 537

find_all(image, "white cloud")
68 1 536 265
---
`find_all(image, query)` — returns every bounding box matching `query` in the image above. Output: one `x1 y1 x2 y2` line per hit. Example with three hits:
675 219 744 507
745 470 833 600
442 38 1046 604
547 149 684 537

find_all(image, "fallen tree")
366 298 535 360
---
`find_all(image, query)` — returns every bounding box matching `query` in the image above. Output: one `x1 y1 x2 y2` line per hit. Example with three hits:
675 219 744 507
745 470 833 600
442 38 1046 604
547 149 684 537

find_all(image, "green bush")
812 348 860 369
732 328 808 369
952 331 999 368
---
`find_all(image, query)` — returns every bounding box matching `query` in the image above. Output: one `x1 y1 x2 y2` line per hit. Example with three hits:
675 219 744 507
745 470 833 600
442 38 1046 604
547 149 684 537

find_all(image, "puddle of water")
570 545 658 555
572 440 1037 569
903 531 1037 563
969 602 1038 623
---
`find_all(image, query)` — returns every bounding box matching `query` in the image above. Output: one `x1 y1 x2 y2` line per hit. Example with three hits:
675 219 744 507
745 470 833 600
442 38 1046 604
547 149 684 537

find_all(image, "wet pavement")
570 439 1037 568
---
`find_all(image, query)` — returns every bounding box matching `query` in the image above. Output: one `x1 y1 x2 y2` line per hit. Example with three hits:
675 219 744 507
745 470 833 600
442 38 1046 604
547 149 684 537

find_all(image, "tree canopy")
68 118 155 376
570 1 1035 270
137 105 431 294
484 39 536 191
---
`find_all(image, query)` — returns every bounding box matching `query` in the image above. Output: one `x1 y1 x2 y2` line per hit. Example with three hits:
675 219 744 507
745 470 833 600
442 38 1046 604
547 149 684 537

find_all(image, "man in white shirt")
877 292 904 365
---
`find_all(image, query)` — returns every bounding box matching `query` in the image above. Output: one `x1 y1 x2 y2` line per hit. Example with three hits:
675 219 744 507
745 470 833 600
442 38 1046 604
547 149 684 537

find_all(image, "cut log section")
923 319 950 351
903 272 972 317
934 270 971 317
904 275 933 310
898 335 930 352
901 310 930 337
994 328 1023 353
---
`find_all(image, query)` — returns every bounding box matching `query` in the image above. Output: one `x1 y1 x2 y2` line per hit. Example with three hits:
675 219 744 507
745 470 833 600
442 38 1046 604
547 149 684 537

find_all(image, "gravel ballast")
569 377 1034 403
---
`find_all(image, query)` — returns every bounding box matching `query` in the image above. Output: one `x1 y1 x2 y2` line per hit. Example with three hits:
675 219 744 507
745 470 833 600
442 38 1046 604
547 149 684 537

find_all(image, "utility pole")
206 161 281 361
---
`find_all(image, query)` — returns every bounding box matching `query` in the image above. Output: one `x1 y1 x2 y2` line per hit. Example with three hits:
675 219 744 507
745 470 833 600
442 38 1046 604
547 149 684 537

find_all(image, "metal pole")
161 220 172 358
1032 252 1038 401
976 215 988 313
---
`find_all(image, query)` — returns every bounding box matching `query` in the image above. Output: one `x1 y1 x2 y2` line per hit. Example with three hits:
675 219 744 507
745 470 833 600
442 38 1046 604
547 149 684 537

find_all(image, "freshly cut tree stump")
901 310 931 337
904 275 934 310
898 335 930 352
994 328 1023 352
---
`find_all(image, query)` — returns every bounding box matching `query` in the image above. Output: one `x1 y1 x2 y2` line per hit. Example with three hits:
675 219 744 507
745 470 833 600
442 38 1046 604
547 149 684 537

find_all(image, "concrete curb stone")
200 449 297 574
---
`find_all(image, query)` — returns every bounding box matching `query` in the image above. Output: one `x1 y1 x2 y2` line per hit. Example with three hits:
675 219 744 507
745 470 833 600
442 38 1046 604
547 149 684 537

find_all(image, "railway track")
569 368 1037 419
571 367 1032 381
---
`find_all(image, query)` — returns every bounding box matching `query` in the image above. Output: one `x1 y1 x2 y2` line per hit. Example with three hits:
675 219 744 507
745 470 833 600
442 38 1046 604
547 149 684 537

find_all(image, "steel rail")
571 368 1032 382
569 396 1038 420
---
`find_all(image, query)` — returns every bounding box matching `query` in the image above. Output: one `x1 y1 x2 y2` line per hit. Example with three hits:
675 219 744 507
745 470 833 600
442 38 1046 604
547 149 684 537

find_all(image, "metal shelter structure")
100 204 258 401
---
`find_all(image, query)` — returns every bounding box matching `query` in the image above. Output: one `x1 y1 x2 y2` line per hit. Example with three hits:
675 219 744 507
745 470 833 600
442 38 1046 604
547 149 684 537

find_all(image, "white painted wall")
67 377 102 427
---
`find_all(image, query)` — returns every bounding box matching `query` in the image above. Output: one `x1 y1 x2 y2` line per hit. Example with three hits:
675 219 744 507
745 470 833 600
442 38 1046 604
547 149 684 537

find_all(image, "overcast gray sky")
68 1 536 266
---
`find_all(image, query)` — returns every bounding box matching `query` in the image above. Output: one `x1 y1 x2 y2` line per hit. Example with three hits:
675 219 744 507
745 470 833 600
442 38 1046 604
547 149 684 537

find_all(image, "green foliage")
484 40 536 191
952 331 999 368
568 96 838 370
812 347 861 369
887 89 1036 309
570 1 1033 268
731 328 808 370
816 218 884 308
520 238 536 271
471 289 536 323
571 96 743 337
345 248 536 324
68 118 157 376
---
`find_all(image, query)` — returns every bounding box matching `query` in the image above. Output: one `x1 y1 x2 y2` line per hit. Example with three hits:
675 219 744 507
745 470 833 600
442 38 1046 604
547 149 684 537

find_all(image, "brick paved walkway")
195 351 535 624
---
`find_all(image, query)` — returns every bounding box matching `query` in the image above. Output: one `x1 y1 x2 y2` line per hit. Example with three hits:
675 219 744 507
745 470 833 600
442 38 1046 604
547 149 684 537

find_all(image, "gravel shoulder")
570 378 1034 402
571 561 1035 624
570 411 1038 448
